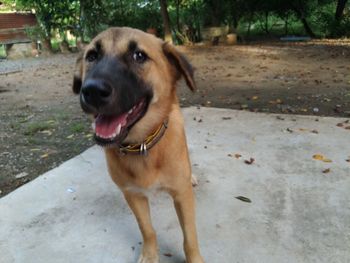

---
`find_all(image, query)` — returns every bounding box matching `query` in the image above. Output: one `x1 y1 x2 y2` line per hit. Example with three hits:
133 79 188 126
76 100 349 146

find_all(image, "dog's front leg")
123 191 159 263
172 185 204 263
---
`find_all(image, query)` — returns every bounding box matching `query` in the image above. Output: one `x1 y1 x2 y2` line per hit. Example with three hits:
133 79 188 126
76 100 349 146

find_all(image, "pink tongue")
95 114 128 138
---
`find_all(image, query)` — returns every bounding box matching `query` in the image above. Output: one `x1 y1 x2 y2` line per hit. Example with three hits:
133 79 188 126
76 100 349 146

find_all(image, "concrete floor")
1 107 350 263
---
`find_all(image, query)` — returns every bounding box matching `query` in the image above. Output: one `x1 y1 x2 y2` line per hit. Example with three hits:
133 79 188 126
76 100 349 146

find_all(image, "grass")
27 137 43 145
54 111 69 121
24 122 54 136
10 121 21 131
70 122 85 133
0 45 6 58
236 13 328 39
237 19 306 39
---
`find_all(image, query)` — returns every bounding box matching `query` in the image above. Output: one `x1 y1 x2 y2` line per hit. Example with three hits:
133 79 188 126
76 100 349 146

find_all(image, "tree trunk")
176 0 180 32
246 11 254 38
265 11 269 34
292 7 315 37
229 0 241 33
284 13 289 35
300 17 315 37
247 19 252 38
79 0 86 42
335 0 348 20
159 0 173 43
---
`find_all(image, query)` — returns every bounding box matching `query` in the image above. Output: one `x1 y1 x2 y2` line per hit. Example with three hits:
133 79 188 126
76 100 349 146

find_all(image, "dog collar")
118 119 168 156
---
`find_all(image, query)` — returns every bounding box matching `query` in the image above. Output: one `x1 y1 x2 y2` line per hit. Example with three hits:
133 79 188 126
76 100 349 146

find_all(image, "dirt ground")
1 40 350 197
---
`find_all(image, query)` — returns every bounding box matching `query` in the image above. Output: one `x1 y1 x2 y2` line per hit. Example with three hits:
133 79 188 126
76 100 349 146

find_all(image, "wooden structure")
0 13 37 44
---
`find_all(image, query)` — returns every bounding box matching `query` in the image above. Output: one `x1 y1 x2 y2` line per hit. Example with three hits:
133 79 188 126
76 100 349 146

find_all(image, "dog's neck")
118 119 168 156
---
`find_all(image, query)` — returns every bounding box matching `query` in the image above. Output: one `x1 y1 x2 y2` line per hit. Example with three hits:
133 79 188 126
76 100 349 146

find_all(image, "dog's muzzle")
79 57 153 146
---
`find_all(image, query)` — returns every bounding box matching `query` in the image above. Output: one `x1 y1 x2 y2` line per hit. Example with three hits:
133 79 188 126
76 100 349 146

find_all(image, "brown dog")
72 27 204 263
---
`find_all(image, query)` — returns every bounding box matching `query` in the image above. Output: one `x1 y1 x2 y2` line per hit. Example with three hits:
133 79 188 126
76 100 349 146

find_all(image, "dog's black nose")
81 79 112 109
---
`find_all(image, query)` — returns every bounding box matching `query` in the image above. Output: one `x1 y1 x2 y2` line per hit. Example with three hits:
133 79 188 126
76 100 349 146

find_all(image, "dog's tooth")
98 133 107 139
91 122 96 131
128 109 133 114
116 124 121 135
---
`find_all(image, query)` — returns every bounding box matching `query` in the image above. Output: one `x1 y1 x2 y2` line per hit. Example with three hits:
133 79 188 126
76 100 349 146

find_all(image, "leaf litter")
313 154 332 163
235 196 252 203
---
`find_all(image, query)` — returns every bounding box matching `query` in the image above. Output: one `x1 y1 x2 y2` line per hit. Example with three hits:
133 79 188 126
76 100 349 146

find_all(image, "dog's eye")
86 50 98 62
133 51 148 63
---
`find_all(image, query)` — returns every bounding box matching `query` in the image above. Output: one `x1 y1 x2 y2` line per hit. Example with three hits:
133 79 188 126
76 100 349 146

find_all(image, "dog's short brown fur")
73 27 204 263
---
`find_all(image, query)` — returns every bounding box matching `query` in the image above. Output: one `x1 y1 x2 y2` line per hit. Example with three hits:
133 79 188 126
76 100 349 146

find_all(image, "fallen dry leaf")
163 253 173 257
313 154 332 163
235 196 252 203
252 96 259 100
322 168 331 173
269 99 283 104
40 153 49 159
235 154 242 159
15 172 28 179
244 158 255 165
30 148 41 152
313 154 324 160
40 130 53 136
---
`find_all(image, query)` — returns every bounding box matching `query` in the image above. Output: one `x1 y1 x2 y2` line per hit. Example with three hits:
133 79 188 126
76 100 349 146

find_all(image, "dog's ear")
72 52 83 94
162 43 196 91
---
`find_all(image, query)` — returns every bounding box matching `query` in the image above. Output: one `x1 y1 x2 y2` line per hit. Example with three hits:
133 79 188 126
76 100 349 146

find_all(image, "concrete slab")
1 107 350 263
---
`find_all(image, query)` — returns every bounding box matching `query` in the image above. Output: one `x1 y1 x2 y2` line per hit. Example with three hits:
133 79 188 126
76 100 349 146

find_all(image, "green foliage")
0 45 6 58
6 0 78 43
24 121 54 136
2 0 350 43
314 1 350 37
24 25 47 41
70 122 85 133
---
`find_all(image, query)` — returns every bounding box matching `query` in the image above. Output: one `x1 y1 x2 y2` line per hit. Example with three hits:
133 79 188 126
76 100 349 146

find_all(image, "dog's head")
73 27 195 147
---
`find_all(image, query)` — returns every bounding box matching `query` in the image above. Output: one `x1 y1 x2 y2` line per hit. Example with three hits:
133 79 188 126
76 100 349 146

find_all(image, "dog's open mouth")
93 99 148 146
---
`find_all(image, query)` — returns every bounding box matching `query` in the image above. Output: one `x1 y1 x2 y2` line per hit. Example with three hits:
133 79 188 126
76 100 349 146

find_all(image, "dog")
72 27 204 263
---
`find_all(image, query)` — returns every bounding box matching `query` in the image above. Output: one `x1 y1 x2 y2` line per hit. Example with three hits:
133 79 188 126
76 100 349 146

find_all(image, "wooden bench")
0 13 37 58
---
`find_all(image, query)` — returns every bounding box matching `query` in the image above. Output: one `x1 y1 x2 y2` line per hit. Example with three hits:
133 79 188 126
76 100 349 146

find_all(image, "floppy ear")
162 43 196 91
72 52 83 94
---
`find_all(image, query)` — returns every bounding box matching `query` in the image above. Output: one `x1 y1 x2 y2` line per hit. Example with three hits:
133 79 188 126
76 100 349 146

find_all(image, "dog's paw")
191 174 198 187
137 252 159 263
